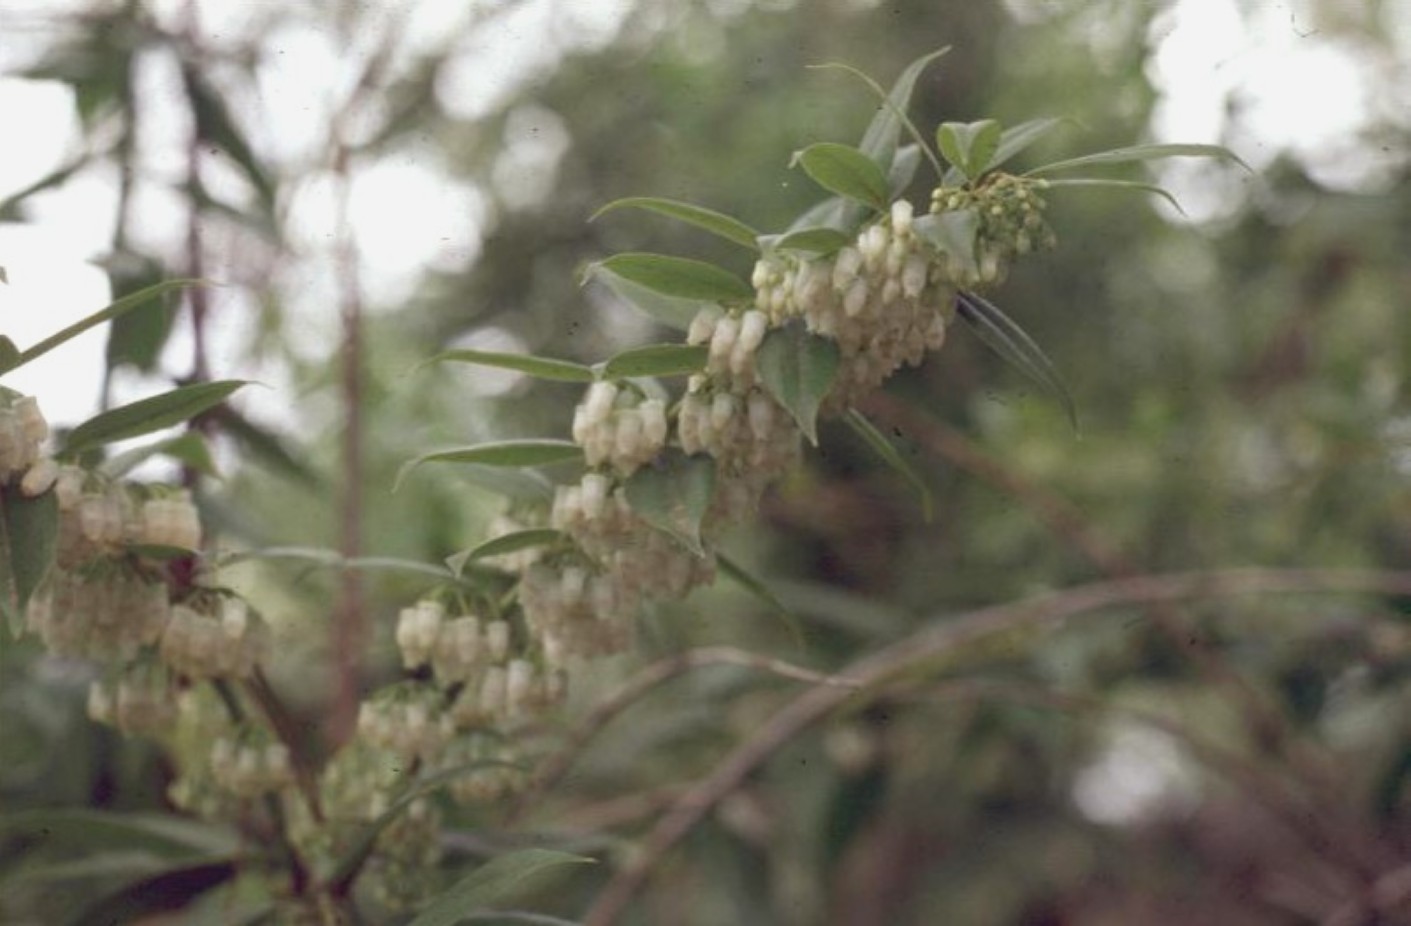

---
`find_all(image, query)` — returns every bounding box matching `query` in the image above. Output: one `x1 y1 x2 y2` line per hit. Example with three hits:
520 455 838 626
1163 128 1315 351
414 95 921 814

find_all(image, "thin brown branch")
508 646 860 826
580 567 1411 926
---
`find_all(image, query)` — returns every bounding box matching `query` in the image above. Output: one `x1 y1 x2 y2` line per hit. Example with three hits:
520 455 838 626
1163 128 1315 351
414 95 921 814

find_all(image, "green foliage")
589 253 754 303
754 324 841 445
407 849 593 926
624 451 717 555
61 380 247 457
0 486 57 635
792 142 891 211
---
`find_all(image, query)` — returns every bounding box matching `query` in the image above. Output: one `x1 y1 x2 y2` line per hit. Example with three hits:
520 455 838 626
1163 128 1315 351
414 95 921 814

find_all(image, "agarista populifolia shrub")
0 50 1242 917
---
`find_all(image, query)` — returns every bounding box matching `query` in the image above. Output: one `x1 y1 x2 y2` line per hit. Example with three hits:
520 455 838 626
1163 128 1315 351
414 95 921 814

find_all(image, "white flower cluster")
448 656 563 728
677 385 800 482
0 393 51 488
160 597 269 679
210 735 295 797
687 307 771 390
441 736 527 805
753 200 951 408
357 683 456 762
52 474 203 566
571 381 668 476
26 567 169 661
929 173 1055 288
87 660 178 735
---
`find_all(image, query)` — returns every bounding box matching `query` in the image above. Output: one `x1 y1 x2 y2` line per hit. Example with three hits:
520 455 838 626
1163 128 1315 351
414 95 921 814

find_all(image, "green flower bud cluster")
929 172 1056 287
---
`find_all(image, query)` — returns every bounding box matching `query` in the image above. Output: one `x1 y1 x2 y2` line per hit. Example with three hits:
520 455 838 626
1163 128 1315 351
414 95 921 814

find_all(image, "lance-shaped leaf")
955 290 1077 429
1027 142 1251 176
813 47 950 170
423 349 595 383
1 279 201 377
600 343 707 379
587 262 706 331
888 142 923 196
0 486 57 636
396 441 583 492
407 849 594 926
590 253 752 303
942 117 1071 186
100 432 218 479
844 409 934 522
61 380 247 457
624 452 716 556
0 338 19 376
1038 177 1188 215
717 552 804 649
913 210 980 281
447 529 563 577
592 197 760 251
792 143 890 212
936 120 1003 182
755 324 841 445
769 227 853 256
218 546 464 583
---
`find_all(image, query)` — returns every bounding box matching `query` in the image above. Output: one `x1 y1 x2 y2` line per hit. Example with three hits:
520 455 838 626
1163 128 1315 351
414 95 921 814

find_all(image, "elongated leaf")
755 325 840 445
955 290 1076 429
792 143 890 212
816 47 950 169
1027 142 1250 176
770 227 852 256
0 809 240 856
945 117 1072 186
68 861 236 926
425 349 594 383
1038 177 1187 215
61 380 247 457
888 143 923 196
396 441 583 492
783 195 860 236
407 849 595 926
1 850 190 885
717 553 803 649
844 409 934 522
219 546 460 582
181 63 276 212
0 337 18 371
600 344 707 379
587 264 705 331
209 405 320 487
105 260 176 372
0 279 202 377
448 529 563 576
624 452 716 556
449 464 555 501
592 197 760 251
913 210 979 279
591 253 752 303
100 431 218 479
0 485 58 636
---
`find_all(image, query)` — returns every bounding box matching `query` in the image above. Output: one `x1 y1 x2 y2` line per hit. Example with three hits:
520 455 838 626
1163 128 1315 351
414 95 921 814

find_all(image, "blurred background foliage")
2 0 1410 923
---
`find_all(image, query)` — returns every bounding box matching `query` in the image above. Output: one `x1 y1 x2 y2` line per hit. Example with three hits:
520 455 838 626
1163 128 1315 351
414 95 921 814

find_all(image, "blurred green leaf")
888 143 923 196
600 344 707 379
587 263 707 331
100 431 219 479
770 227 853 256
0 810 240 856
1039 177 1187 215
208 406 320 487
61 380 248 457
624 452 716 556
592 197 760 251
396 441 583 492
104 260 175 372
425 349 595 383
844 409 934 522
792 143 890 212
1027 142 1251 175
590 253 753 303
717 552 803 648
68 861 237 926
755 324 840 445
180 63 276 212
448 529 563 576
955 290 1076 429
0 485 57 636
407 849 594 926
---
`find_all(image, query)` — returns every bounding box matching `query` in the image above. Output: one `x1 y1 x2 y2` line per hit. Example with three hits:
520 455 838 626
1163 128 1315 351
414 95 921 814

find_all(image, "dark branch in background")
580 568 1411 925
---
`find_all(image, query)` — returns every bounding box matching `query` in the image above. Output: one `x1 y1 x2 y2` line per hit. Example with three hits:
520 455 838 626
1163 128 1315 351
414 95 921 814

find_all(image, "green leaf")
770 227 853 256
935 120 1002 181
0 266 6 284
61 380 248 457
592 197 760 251
448 529 563 576
180 63 276 212
0 809 240 856
407 849 594 926
590 253 752 303
1 850 198 886
855 48 951 167
448 464 556 502
100 431 219 479
104 260 176 372
424 349 595 383
955 290 1077 429
586 264 707 331
68 861 236 926
0 337 18 372
913 210 980 280
1038 177 1188 215
218 546 462 583
717 553 803 650
989 117 1070 173
791 143 890 212
888 143 923 196
844 410 934 522
0 279 202 377
209 406 320 487
396 441 583 492
0 484 58 636
755 325 840 445
624 452 716 556
600 344 707 379
1027 142 1251 176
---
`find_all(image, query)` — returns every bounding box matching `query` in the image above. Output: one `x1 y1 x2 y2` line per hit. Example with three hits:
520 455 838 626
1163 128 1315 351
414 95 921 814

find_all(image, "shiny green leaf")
600 344 707 379
1027 142 1251 176
792 143 890 212
624 452 716 556
591 253 752 303
396 441 583 492
587 263 706 331
592 197 760 251
755 324 840 445
771 227 852 256
448 529 563 576
935 120 1002 181
61 380 248 457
